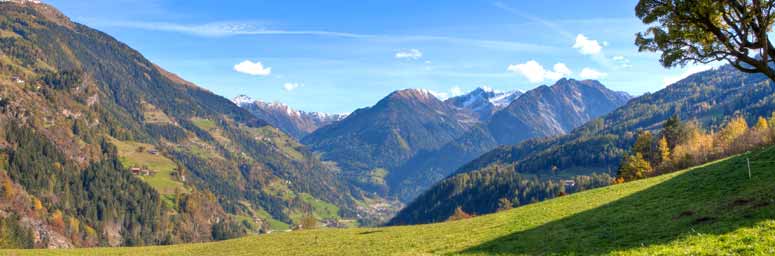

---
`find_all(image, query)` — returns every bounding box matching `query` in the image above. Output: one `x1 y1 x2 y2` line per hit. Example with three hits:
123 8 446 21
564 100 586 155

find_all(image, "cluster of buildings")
129 167 156 176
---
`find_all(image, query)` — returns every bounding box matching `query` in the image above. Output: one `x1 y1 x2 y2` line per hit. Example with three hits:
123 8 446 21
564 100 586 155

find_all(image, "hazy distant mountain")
389 79 631 202
302 89 478 193
445 87 523 121
233 95 346 139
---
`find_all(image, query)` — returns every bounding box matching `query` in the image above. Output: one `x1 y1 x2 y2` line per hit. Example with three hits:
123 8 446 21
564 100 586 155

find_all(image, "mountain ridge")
390 65 775 225
0 1 373 247
233 95 346 139
445 86 523 121
388 79 630 202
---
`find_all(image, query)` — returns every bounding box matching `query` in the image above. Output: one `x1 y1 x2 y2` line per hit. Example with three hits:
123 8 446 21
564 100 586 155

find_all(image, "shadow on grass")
459 148 775 255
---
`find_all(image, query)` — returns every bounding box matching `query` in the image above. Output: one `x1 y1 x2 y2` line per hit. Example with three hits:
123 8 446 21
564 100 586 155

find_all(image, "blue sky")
46 0 716 113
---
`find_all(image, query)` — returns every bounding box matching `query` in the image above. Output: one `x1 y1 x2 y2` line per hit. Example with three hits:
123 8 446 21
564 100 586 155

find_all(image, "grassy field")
109 138 187 196
6 146 775 255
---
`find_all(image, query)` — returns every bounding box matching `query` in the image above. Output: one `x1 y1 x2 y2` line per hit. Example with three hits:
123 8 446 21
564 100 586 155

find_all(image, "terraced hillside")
8 145 775 255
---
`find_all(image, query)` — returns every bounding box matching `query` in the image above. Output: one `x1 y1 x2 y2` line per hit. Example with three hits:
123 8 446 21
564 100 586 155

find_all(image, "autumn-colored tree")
671 123 715 169
50 210 65 233
299 215 317 230
768 112 775 129
756 116 770 130
32 197 44 213
632 130 654 162
496 198 513 212
617 153 654 182
658 136 671 164
718 116 749 153
447 207 473 221
1 178 14 199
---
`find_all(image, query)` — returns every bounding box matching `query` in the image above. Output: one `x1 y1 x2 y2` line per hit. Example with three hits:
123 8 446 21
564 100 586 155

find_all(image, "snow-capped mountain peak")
232 94 255 106
445 87 524 120
232 95 347 139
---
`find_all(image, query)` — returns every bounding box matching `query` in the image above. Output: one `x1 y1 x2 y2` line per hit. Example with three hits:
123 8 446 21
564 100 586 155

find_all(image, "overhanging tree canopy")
636 0 775 81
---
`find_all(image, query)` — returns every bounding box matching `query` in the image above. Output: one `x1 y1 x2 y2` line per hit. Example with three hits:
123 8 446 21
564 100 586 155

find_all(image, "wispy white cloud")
283 82 302 91
493 1 574 40
234 60 271 76
425 89 449 100
89 20 555 52
612 55 632 68
507 61 572 83
573 34 603 55
579 68 607 79
395 49 423 60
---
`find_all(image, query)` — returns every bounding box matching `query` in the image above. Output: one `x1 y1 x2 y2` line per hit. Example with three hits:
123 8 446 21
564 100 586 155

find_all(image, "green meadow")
6 146 775 255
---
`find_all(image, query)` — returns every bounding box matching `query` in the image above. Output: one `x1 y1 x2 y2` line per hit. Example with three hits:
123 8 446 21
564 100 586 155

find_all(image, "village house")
130 167 156 176
561 180 576 190
11 76 24 84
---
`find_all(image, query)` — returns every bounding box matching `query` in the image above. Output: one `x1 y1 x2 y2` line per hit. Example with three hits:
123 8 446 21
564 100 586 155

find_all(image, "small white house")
11 76 24 84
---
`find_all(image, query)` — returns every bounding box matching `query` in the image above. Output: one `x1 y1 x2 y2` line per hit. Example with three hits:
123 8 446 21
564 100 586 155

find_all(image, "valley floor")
6 147 775 255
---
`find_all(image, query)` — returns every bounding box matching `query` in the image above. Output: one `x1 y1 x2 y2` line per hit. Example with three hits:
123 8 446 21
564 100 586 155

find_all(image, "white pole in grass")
747 157 752 180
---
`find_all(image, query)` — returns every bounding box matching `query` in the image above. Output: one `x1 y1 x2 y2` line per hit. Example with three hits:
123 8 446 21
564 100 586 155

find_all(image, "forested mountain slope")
392 65 775 225
0 1 368 248
301 89 478 194
11 144 775 255
388 79 630 202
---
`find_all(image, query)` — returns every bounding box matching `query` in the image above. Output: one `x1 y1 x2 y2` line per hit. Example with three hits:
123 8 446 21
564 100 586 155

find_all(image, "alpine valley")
0 1 387 248
6 0 775 255
300 80 630 202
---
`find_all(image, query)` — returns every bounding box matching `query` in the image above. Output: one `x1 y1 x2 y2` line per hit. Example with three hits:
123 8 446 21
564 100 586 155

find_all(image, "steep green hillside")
0 1 370 247
8 145 775 255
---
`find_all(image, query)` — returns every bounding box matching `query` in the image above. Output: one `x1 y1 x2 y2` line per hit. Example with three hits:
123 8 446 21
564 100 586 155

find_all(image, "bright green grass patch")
292 193 340 221
191 118 217 131
142 102 173 124
250 126 305 161
109 138 187 196
7 147 775 255
254 207 290 231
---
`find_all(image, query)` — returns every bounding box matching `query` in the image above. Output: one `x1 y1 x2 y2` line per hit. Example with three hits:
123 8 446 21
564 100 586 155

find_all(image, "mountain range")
232 95 346 139
390 64 775 225
296 80 630 202
388 79 631 201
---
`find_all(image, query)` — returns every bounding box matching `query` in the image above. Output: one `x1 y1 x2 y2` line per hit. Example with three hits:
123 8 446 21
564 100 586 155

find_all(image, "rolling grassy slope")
7 146 775 255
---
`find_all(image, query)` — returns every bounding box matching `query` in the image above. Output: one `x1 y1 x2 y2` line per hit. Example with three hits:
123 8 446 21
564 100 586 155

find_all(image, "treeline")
617 114 775 182
388 164 612 225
